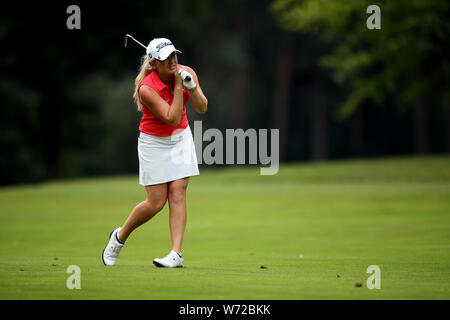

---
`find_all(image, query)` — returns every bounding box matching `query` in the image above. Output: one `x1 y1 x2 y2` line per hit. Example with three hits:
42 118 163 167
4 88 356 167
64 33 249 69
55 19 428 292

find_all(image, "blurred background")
0 0 448 186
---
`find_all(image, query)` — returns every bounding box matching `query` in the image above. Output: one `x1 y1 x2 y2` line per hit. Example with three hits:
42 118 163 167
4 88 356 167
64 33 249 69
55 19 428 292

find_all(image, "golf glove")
178 69 197 91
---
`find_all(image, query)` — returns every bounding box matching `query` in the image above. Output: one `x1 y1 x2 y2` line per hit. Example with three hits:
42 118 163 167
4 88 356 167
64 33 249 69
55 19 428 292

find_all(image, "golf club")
124 34 146 49
124 34 191 82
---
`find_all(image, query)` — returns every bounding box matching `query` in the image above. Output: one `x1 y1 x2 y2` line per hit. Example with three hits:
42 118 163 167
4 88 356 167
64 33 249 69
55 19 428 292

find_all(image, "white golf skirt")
138 125 200 186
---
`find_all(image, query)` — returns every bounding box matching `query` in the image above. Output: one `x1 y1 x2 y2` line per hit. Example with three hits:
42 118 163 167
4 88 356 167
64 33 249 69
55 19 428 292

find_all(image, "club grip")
185 76 191 81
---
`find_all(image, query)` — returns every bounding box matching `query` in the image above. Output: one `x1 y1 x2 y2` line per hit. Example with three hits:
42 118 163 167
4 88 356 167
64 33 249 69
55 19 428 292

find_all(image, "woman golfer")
102 37 207 267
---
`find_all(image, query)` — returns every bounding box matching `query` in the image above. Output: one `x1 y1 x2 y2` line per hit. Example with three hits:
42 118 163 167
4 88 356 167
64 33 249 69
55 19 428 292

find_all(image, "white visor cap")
146 38 182 61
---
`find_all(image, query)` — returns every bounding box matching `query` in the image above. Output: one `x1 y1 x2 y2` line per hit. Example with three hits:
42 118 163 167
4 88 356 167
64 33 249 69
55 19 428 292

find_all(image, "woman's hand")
178 69 197 91
174 69 183 89
181 66 208 114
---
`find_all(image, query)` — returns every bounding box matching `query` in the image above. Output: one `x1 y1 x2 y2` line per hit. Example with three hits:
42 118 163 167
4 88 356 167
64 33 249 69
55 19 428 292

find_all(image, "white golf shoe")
102 227 124 266
153 250 183 268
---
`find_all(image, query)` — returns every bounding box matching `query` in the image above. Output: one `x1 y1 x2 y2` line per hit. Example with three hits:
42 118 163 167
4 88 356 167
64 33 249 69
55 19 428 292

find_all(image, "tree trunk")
39 92 61 179
350 107 364 157
412 99 428 154
444 107 450 153
231 17 249 129
271 32 294 162
231 71 249 129
310 71 327 161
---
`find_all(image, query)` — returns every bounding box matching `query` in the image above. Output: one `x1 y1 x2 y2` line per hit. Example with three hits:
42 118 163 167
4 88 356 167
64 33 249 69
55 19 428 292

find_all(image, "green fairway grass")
0 156 449 299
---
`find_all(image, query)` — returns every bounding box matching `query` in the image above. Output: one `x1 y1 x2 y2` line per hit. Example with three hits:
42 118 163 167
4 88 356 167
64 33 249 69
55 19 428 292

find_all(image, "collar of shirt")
150 70 171 93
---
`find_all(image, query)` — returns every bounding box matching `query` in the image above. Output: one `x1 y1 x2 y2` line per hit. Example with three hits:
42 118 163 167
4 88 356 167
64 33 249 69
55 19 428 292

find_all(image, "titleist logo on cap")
156 42 173 52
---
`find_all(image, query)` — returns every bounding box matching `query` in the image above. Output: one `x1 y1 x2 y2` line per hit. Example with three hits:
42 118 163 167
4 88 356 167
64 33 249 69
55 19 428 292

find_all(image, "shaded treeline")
0 0 448 185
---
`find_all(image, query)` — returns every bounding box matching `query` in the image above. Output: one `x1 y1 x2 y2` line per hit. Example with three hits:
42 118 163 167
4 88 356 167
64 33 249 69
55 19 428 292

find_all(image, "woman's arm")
139 72 184 126
183 66 208 114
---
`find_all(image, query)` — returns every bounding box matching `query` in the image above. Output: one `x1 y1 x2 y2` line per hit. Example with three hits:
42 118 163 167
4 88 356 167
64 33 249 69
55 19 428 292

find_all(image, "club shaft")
125 34 146 49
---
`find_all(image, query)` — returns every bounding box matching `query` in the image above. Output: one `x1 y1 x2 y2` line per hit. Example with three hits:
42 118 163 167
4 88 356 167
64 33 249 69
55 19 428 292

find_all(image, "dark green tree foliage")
0 0 448 185
271 0 450 117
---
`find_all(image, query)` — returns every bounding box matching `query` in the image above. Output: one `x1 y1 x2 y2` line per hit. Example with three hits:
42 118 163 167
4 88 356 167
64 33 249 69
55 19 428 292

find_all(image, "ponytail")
133 55 153 111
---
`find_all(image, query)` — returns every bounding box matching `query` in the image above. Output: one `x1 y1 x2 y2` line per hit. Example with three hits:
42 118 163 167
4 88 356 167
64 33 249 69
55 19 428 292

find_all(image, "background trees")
272 0 450 154
0 0 448 185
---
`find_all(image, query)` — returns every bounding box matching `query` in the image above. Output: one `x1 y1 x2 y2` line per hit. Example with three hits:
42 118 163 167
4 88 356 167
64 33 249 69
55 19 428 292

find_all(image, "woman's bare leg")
167 177 189 253
118 183 168 243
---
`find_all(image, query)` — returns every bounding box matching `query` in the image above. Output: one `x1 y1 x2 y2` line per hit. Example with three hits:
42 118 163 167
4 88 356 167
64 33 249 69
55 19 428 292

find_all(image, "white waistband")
139 125 190 141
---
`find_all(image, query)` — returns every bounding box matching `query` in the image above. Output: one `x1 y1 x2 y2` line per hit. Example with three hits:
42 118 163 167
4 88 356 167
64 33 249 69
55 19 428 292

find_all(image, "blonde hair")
133 55 153 111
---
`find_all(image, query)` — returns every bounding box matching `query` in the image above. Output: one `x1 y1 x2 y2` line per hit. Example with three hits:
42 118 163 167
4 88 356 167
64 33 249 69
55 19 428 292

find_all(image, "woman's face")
153 52 178 77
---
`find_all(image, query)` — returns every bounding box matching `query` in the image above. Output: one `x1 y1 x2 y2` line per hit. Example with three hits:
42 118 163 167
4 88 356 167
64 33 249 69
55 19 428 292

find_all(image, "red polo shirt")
138 65 190 136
